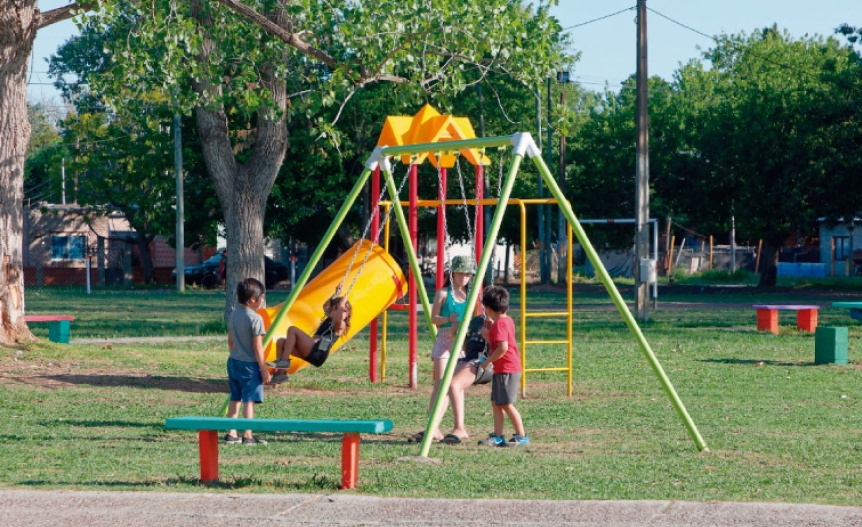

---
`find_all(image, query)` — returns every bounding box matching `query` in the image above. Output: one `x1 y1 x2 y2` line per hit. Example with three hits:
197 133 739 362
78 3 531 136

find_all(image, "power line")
646 7 715 42
646 7 859 93
561 6 636 31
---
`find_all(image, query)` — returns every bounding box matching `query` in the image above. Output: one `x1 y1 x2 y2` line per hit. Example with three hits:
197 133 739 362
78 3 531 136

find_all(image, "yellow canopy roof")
376 104 491 167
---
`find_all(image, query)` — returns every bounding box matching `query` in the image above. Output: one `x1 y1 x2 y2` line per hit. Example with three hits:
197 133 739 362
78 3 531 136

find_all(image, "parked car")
173 253 288 289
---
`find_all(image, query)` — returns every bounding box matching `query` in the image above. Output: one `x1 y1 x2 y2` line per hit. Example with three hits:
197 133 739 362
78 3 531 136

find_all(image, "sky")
26 0 859 110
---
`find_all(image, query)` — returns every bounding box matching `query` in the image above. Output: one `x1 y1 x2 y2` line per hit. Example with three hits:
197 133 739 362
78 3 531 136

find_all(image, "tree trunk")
191 0 288 321
757 243 779 287
133 234 156 284
0 1 38 345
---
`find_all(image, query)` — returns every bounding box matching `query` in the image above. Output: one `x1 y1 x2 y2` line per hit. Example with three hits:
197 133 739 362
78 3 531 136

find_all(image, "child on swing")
267 289 352 384
409 255 477 443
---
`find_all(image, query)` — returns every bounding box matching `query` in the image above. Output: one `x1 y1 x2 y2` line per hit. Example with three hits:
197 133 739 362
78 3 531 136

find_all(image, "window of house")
51 234 87 260
833 236 850 261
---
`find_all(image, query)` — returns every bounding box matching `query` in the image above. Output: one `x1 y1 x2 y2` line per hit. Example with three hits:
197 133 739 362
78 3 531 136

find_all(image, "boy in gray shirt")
225 278 271 445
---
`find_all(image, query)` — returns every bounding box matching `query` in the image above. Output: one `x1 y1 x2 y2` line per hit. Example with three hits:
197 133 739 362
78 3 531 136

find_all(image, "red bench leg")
756 309 778 334
199 430 219 482
341 432 360 490
797 309 818 332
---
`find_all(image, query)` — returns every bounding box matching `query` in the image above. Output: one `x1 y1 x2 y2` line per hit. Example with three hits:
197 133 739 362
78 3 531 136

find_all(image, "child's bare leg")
492 403 505 437
448 365 474 438
425 358 448 440
226 400 241 437
500 403 525 437
286 326 317 360
242 402 255 439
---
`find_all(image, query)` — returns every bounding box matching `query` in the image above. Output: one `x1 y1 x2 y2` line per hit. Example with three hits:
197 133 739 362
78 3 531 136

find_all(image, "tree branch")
38 2 98 30
215 0 411 86
216 0 337 69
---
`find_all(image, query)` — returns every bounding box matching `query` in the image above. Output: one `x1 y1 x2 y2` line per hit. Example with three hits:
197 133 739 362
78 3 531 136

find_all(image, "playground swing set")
223 105 707 458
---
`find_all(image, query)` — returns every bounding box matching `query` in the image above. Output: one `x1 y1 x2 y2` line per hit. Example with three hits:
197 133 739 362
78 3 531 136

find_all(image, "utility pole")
174 110 185 292
541 78 552 284
635 0 650 321
557 72 570 284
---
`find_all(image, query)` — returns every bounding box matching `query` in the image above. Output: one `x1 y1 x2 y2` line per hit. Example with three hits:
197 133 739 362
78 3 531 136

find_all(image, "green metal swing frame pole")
219 165 374 416
380 166 436 334
417 149 524 457
528 152 709 452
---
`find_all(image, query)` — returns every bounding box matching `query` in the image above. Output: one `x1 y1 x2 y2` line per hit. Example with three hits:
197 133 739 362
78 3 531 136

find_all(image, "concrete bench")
24 314 75 344
165 416 392 489
832 302 862 322
752 304 819 334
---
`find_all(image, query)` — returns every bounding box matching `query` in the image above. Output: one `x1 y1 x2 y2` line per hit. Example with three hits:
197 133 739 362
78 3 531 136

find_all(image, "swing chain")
434 156 455 285
339 159 411 300
454 154 477 265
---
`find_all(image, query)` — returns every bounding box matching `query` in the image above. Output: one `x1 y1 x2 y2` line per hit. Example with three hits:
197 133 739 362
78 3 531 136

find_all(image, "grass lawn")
2 284 862 503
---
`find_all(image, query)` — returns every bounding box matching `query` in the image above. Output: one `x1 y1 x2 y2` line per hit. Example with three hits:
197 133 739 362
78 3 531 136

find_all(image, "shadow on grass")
38 374 226 393
38 419 162 429
15 474 341 491
700 358 816 367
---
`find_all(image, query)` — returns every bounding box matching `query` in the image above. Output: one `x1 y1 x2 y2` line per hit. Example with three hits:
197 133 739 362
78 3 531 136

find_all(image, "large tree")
90 0 568 317
1 1 94 346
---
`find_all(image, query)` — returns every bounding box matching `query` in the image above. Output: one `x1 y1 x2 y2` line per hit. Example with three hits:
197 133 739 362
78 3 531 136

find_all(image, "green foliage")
565 26 862 264
48 19 221 252
24 103 66 205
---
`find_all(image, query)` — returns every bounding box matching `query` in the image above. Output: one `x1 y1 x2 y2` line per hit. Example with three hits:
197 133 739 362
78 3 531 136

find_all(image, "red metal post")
409 164 418 388
436 167 447 290
340 433 361 489
369 166 381 383
198 430 219 482
475 165 484 281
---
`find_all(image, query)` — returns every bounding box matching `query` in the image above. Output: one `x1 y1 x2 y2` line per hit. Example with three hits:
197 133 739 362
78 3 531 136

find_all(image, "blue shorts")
227 357 264 404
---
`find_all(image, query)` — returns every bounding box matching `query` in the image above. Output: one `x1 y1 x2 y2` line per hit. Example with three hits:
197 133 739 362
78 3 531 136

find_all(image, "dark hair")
237 277 265 304
324 295 352 335
481 285 509 314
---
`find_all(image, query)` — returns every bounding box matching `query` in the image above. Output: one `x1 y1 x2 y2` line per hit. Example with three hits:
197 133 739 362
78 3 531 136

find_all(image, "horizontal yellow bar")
525 340 570 345
524 367 570 373
523 312 570 318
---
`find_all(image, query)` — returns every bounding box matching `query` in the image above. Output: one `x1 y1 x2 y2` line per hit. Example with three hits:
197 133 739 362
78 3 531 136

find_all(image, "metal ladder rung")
523 311 569 318
524 367 569 373
524 339 569 345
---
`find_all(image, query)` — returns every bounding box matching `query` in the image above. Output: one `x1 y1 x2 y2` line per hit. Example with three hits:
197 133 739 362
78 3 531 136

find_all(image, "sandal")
407 431 425 443
439 433 463 445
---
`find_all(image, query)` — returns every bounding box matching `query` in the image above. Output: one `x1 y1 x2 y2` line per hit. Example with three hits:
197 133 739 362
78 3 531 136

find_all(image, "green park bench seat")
165 416 392 489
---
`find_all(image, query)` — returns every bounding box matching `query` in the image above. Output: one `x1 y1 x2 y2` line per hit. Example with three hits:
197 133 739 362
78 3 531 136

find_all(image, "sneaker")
223 434 242 445
266 358 292 369
243 435 267 446
477 433 505 447
270 372 289 385
507 434 530 447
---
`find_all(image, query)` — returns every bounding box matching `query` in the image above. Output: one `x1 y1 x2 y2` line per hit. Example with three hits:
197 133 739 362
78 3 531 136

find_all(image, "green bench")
832 302 862 322
165 416 392 489
24 314 74 344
